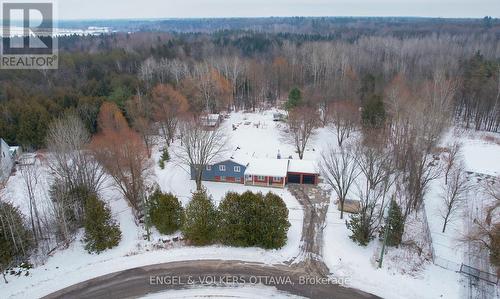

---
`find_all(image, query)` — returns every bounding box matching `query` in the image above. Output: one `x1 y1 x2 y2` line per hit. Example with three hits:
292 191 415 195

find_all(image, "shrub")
83 195 121 253
148 190 184 235
182 191 218 246
260 193 290 249
0 202 32 282
346 212 375 246
218 191 290 249
218 191 263 247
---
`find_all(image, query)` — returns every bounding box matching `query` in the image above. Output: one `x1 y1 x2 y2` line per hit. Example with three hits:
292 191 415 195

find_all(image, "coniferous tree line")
147 190 290 250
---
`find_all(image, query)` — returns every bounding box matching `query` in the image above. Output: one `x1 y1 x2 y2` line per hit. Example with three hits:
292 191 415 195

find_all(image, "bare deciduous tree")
19 161 43 246
127 92 156 157
320 146 360 219
443 141 462 185
91 102 153 219
46 113 105 195
176 119 229 191
151 84 190 146
283 107 319 160
330 101 360 147
440 163 469 233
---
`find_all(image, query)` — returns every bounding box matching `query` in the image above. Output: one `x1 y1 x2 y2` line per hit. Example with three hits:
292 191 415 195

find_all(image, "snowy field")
1 110 499 299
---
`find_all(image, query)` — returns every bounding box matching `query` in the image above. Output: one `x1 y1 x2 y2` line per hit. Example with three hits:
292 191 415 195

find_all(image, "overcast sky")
57 0 499 20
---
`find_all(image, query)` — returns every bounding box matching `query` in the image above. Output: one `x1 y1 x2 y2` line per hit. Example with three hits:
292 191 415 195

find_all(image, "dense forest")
0 17 499 149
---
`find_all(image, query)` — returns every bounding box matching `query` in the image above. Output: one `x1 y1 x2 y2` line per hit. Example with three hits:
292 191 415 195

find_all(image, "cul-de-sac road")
44 186 380 299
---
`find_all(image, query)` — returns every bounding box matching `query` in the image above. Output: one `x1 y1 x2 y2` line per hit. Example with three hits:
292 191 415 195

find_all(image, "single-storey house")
191 157 319 189
244 159 289 188
190 158 248 184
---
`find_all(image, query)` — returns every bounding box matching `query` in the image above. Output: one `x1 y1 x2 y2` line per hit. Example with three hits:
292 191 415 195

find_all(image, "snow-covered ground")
324 202 463 299
1 110 499 299
141 285 306 299
0 110 312 299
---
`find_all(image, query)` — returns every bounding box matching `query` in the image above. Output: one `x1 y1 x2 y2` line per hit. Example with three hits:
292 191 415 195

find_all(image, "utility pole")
378 195 394 269
378 216 389 269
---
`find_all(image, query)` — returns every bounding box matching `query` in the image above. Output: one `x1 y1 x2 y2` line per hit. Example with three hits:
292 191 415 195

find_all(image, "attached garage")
287 174 301 184
302 175 316 185
286 160 319 185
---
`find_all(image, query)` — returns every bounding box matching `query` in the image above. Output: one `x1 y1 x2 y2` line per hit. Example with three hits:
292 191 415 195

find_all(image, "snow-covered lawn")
0 110 312 299
324 203 463 299
141 284 306 299
1 110 498 299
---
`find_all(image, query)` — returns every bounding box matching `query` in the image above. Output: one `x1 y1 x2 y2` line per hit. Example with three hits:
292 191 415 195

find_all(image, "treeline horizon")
0 17 499 149
57 16 500 34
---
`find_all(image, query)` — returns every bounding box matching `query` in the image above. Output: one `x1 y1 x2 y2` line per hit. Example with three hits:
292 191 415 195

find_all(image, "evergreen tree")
361 95 386 129
159 148 170 170
218 191 263 247
83 196 121 253
182 191 218 246
148 190 184 235
383 200 405 247
0 202 32 283
285 87 303 110
161 147 170 162
218 191 290 249
260 193 290 249
346 212 375 246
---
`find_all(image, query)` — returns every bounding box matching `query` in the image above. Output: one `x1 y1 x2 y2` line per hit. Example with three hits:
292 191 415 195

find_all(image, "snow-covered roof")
210 157 249 167
287 159 318 174
244 158 289 177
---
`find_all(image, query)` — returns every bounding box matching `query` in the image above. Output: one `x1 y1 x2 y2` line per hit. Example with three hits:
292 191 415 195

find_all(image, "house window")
234 166 241 173
206 165 212 171
257 176 266 181
219 165 226 171
273 177 282 182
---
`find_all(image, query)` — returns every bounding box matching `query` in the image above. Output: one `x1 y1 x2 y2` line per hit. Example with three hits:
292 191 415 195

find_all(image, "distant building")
0 138 14 183
200 114 222 129
273 113 285 122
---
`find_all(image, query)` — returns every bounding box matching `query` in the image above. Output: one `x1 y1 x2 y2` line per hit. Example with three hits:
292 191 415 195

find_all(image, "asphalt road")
44 185 380 299
43 260 379 299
